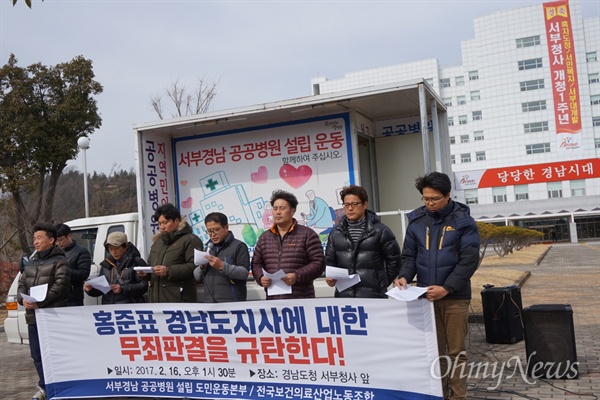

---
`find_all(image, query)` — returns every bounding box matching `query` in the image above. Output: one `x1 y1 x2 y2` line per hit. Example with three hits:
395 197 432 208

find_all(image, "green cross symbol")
205 178 219 191
191 213 201 224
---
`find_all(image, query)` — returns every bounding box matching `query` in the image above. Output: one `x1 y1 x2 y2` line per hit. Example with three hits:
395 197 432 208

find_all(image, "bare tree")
150 76 219 119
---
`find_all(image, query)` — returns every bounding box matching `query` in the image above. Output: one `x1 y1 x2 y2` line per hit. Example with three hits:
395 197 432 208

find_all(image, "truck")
4 79 450 344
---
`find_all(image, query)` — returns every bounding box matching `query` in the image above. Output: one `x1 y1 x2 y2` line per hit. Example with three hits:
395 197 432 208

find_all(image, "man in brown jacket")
252 190 325 299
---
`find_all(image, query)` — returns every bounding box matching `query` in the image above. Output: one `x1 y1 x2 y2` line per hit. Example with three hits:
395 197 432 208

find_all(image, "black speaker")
523 304 578 379
481 285 524 344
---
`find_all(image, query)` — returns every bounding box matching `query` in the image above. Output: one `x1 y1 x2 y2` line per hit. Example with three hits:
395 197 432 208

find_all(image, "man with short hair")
193 212 250 302
325 185 401 298
55 223 92 306
140 203 203 302
18 223 70 400
395 172 479 400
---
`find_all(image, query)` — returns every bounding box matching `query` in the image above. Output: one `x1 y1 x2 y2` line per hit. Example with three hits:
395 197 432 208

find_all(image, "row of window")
464 180 586 205
520 74 599 91
515 34 598 63
450 142 552 164
443 91 480 107
451 115 598 137
450 151 486 164
450 131 485 144
448 111 483 126
440 71 479 88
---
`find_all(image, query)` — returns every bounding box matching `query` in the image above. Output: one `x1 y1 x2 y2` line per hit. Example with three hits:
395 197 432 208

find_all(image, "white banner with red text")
37 298 442 400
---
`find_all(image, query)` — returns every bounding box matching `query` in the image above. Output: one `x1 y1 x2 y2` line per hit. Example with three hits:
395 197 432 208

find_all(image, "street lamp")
77 136 90 218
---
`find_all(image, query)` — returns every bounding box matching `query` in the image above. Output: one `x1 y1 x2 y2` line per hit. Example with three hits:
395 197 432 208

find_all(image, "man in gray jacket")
194 212 250 302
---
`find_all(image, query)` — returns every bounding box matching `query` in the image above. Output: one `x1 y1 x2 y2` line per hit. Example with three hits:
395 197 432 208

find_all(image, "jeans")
434 298 470 400
28 323 45 390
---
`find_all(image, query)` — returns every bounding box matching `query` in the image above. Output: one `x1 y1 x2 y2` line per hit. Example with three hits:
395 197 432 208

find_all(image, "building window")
460 134 469 143
443 97 453 107
593 117 600 127
457 95 466 105
518 58 543 70
440 78 451 88
472 110 482 121
474 131 484 141
493 187 507 203
461 153 471 163
526 142 551 154
570 180 586 197
522 100 547 112
515 185 529 201
591 95 600 105
455 76 465 86
448 117 454 127
595 138 600 148
470 90 480 100
451 154 456 164
459 115 468 125
524 121 549 133
476 151 486 161
520 79 545 91
469 70 479 81
465 189 478 204
587 51 598 62
450 136 456 144
589 73 599 84
547 182 563 198
516 35 540 48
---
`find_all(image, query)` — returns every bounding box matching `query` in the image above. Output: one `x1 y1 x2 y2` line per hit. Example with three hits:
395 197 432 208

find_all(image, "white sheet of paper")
194 249 210 266
326 265 361 292
133 266 154 273
21 283 48 302
386 286 428 302
263 269 292 296
86 275 112 294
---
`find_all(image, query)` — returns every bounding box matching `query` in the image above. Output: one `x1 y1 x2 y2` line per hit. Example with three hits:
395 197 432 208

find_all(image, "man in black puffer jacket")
55 223 91 306
325 185 401 298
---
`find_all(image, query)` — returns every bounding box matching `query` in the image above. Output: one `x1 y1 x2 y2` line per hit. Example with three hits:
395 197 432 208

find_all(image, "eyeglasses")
421 196 445 203
342 202 363 209
206 227 223 235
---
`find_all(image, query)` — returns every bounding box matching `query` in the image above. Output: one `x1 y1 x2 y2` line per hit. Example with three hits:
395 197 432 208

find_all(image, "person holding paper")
55 223 91 306
139 203 203 302
17 223 70 400
325 185 401 298
84 232 148 304
193 212 250 302
394 172 479 400
252 190 325 299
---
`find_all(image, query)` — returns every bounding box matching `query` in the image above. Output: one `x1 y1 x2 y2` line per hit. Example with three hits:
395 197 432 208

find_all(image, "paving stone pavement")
1 242 598 400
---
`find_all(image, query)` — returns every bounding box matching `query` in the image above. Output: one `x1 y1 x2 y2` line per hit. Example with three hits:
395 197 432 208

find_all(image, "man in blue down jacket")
395 172 479 400
325 185 401 298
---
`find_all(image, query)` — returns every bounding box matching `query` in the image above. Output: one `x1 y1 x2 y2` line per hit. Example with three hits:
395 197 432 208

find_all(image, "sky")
1 0 599 175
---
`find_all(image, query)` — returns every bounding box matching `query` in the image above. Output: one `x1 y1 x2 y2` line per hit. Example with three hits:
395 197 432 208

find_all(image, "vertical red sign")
543 0 582 140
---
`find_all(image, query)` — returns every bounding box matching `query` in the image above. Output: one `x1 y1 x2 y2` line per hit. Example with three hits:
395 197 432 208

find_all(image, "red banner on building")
543 0 582 151
476 158 600 188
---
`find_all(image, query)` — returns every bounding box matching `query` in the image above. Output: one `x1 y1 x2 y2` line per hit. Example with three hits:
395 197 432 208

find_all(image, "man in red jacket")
252 189 325 299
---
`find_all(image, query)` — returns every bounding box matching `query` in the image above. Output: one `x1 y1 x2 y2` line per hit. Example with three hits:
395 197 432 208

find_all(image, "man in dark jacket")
55 223 91 306
18 223 70 400
194 212 250 302
325 185 401 298
139 203 203 302
252 190 325 299
85 232 148 304
394 172 479 400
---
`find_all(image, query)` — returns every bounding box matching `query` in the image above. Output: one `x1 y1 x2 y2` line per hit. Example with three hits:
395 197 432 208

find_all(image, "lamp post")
77 136 90 218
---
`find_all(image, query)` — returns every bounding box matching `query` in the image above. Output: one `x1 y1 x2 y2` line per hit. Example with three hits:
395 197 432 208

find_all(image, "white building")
311 0 599 242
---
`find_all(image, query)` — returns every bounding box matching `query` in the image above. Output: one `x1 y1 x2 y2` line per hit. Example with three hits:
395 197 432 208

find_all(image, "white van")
4 213 139 344
4 213 334 344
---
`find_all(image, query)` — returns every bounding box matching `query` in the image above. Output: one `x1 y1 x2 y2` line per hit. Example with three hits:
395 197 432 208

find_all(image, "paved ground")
1 242 598 399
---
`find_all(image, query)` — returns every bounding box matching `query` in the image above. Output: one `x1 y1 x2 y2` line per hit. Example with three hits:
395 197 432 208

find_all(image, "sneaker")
32 387 46 400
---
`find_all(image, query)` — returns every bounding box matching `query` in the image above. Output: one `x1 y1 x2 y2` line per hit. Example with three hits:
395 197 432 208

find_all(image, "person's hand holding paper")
262 269 292 296
194 248 210 266
326 265 361 292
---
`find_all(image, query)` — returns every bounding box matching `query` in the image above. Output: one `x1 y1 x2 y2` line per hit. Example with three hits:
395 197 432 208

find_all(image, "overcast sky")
2 0 598 175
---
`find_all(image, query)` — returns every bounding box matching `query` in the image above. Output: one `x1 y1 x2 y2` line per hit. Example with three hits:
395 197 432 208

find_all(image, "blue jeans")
28 323 45 390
